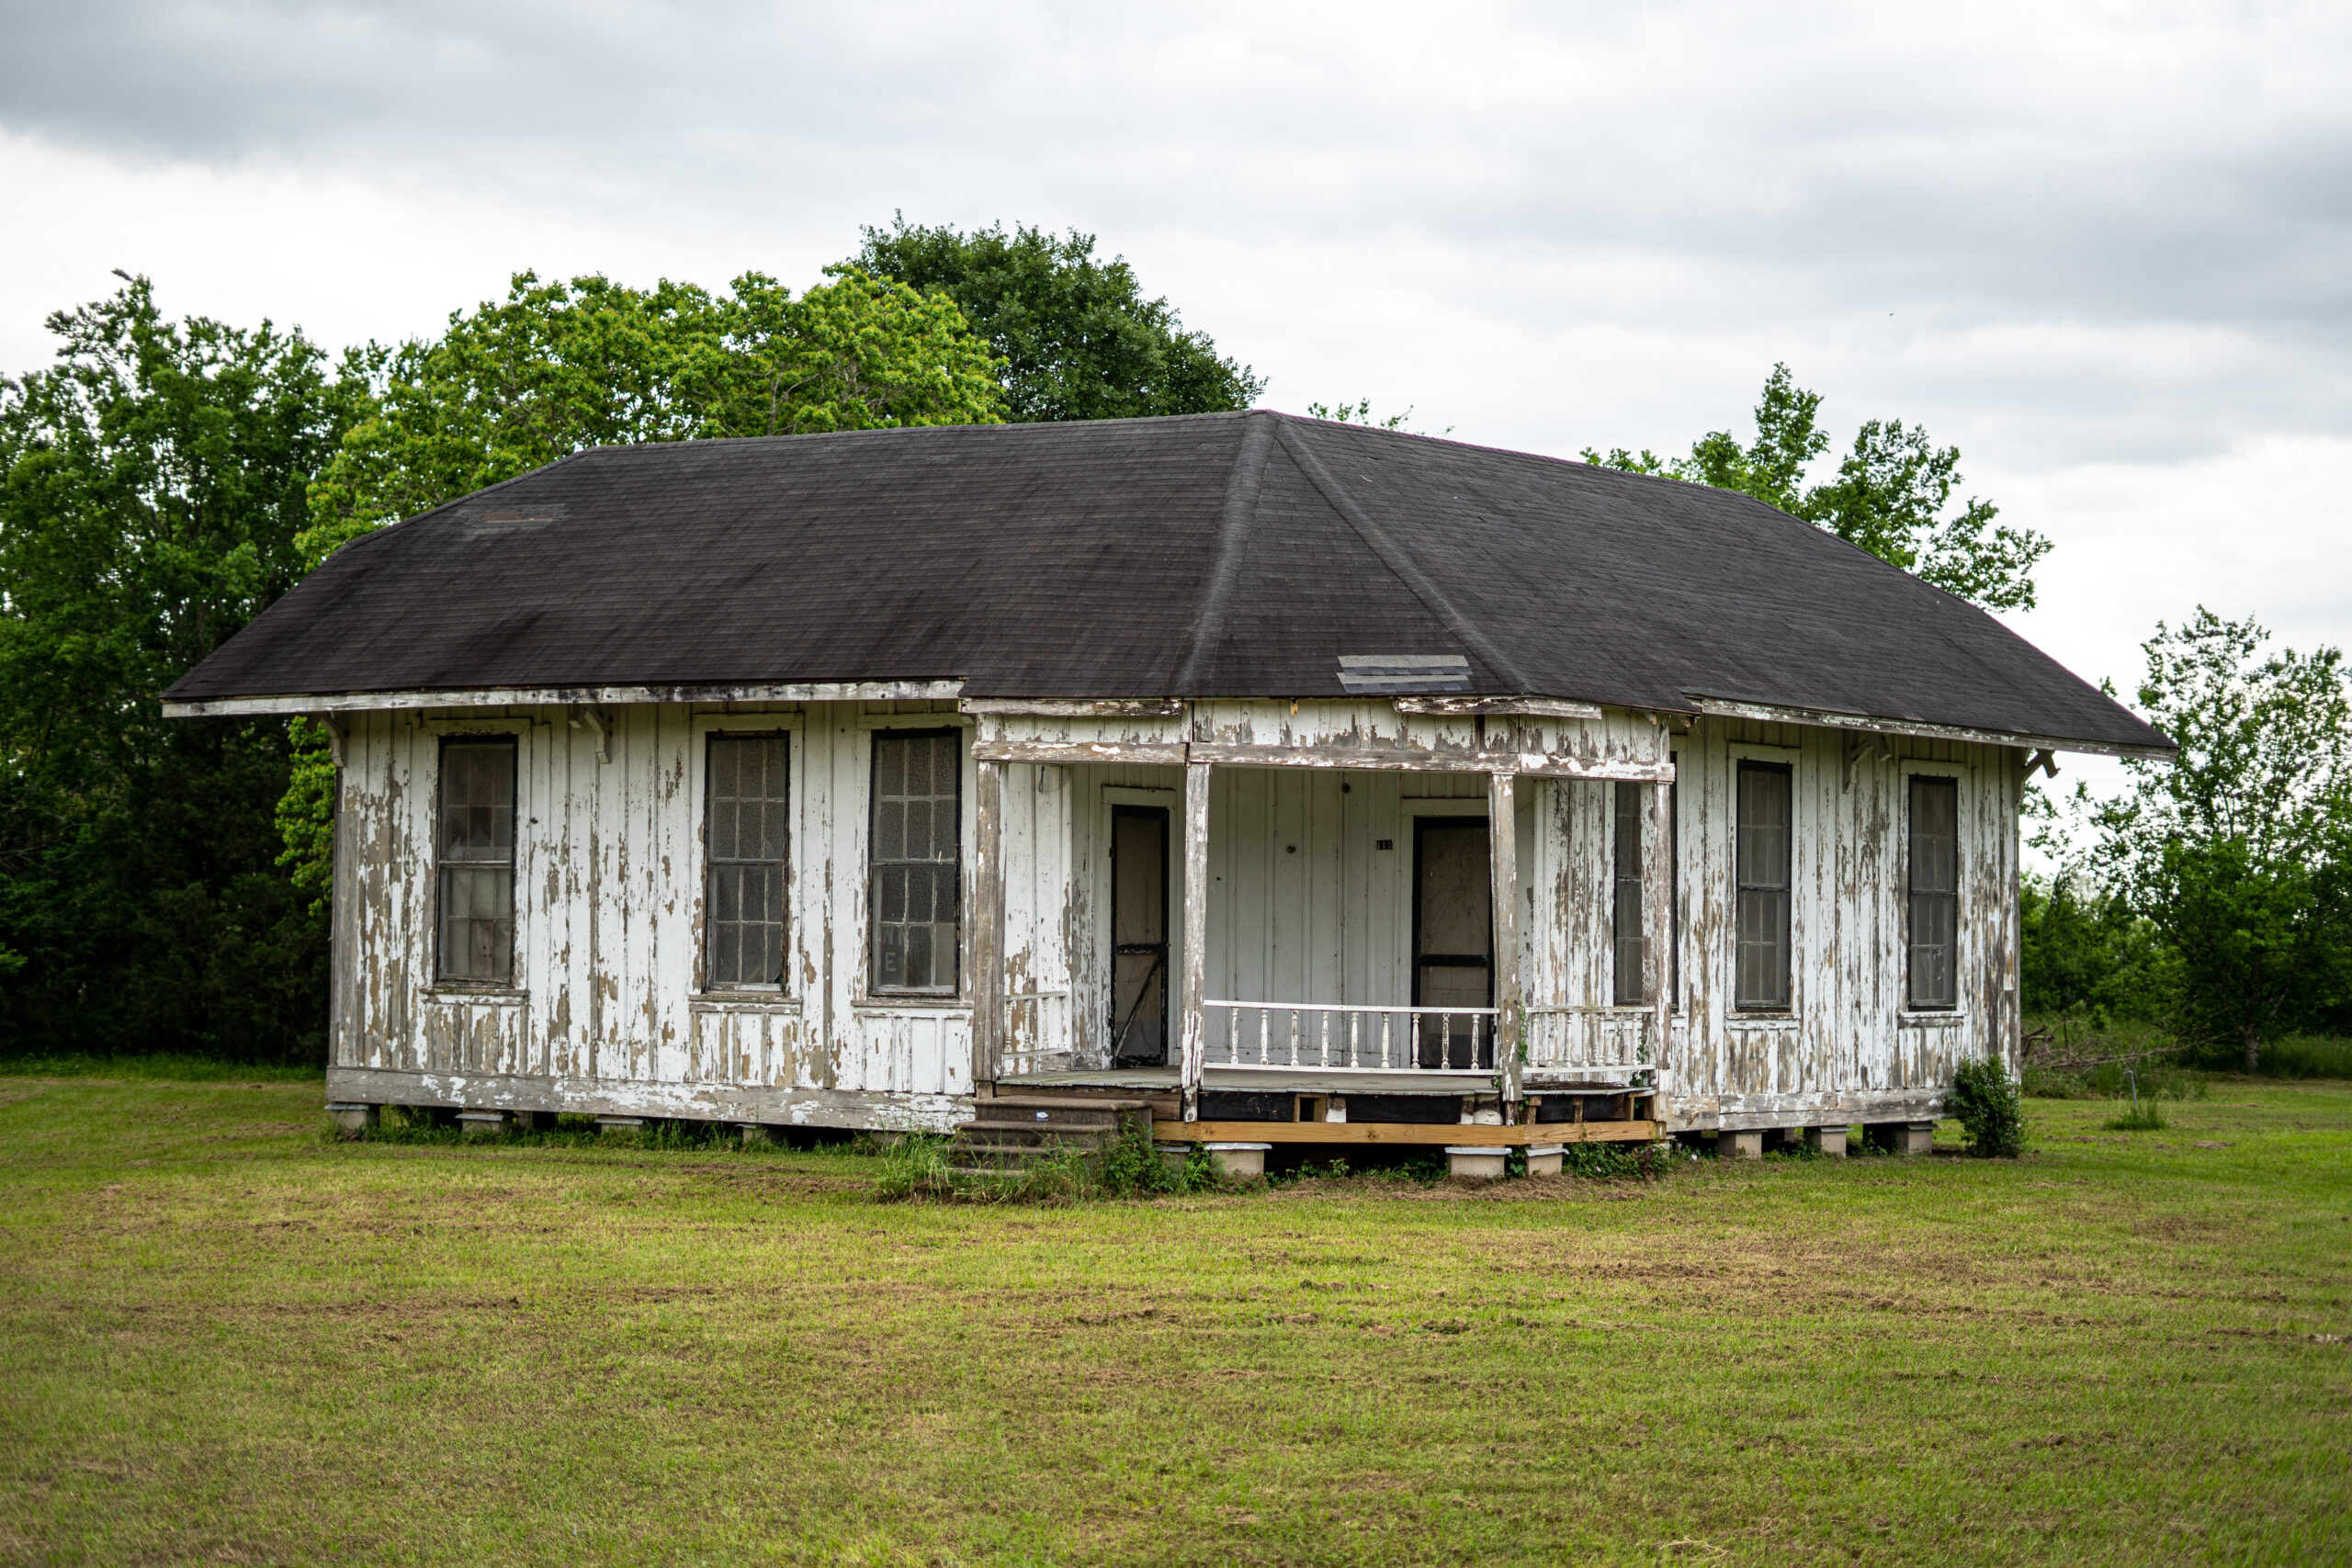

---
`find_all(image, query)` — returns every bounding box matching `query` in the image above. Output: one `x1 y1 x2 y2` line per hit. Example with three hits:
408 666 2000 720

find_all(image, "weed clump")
873 1120 1220 1205
1950 1057 2025 1157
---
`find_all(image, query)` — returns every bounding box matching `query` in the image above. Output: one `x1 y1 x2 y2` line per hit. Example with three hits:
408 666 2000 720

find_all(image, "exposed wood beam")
1394 695 1604 719
1687 694 2171 759
162 681 964 718
970 739 1189 765
969 761 1008 1089
1185 742 1670 780
1161 1119 1657 1146
1179 760 1212 1123
1488 771 1521 1105
959 697 1185 717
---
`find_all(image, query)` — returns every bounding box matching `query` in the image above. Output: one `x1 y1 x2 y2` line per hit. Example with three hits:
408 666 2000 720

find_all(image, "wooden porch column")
1487 771 1521 1106
1179 758 1212 1122
1647 774 1675 1109
969 758 1008 1090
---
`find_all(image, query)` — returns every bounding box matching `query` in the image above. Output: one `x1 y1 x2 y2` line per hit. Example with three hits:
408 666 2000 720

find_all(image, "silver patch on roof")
1337 653 1473 694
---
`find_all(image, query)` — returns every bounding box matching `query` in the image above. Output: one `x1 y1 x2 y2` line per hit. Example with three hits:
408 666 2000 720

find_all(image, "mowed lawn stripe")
0 1077 2345 1565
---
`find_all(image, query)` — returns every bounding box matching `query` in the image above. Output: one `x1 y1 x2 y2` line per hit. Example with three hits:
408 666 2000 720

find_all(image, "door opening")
1110 805 1170 1066
1412 816 1493 1068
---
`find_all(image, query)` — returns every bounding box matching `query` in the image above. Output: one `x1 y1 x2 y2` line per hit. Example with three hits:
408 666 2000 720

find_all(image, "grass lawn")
0 1077 2346 1565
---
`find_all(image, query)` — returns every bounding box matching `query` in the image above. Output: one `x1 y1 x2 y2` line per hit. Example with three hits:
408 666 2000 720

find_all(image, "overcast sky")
4 0 2347 822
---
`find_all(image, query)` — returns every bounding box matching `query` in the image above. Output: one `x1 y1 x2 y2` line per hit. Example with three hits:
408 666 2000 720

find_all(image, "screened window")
706 734 789 988
436 738 516 984
869 730 961 994
1612 781 1646 1005
1735 761 1792 1010
1907 774 1960 1010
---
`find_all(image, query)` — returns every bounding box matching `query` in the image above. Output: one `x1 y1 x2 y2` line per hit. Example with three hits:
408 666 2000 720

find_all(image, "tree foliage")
301 268 1005 564
1584 365 2052 612
845 219 1263 423
2092 610 2352 1069
0 278 367 1059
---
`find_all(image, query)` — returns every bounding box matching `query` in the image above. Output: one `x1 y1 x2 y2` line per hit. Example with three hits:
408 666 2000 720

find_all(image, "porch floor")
997 1066 1498 1097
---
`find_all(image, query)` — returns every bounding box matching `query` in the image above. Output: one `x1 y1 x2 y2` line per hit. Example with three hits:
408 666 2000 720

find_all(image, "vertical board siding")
334 700 2021 1127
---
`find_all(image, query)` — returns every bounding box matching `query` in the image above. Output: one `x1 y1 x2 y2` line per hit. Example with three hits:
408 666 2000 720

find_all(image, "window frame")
1732 757 1795 1014
431 731 521 988
699 729 793 994
865 726 967 999
1611 779 1647 1007
1903 765 1964 1014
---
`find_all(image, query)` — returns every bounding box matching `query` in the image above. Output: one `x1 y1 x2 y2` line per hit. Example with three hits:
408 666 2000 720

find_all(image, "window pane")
1907 775 1960 1009
436 740 516 981
706 735 789 987
869 733 961 993
1735 763 1792 1009
1613 781 1646 1006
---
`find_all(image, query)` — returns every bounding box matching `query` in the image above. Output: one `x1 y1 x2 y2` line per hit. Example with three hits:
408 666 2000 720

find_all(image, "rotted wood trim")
1394 696 1605 719
1186 743 1671 780
970 760 1008 1087
959 698 1186 717
1489 771 1521 1103
1161 1119 1657 1146
1685 695 2171 760
1179 760 1212 1122
322 1066 972 1132
164 680 964 719
969 739 1190 764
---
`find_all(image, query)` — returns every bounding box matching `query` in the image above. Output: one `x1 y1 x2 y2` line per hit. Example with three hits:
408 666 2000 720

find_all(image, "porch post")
1180 758 1212 1122
1487 770 1521 1107
1647 774 1675 1111
969 758 1008 1090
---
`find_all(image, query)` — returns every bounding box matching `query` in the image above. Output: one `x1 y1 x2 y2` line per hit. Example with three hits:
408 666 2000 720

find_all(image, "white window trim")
687 712 804 1003
1898 757 1968 1019
417 716 531 997
850 711 976 1010
1725 740 1802 1021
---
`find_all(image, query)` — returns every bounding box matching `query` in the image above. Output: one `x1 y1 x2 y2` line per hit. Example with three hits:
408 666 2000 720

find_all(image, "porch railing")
1204 999 1498 1073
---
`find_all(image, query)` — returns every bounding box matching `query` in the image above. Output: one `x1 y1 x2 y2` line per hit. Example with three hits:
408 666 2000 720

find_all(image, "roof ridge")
1273 419 1533 692
1170 411 1279 693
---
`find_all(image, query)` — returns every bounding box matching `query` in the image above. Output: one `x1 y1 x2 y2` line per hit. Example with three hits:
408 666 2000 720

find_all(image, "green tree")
1584 365 2053 612
281 266 1006 897
2095 610 2352 1070
301 267 1004 563
845 219 1264 423
0 277 367 1059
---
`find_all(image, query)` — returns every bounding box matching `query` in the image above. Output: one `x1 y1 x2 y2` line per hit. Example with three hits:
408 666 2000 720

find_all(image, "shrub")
1949 1057 2024 1157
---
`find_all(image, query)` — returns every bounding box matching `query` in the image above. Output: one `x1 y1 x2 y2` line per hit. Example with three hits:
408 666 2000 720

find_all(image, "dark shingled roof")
165 410 2166 751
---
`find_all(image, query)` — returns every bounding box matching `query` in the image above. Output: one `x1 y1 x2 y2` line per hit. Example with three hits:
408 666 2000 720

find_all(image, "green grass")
0 1076 2346 1564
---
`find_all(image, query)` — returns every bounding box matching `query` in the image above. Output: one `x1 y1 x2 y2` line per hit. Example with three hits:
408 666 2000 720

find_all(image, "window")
706 734 789 988
435 738 516 984
1907 774 1960 1010
869 730 961 995
1735 761 1792 1010
1612 781 1646 1005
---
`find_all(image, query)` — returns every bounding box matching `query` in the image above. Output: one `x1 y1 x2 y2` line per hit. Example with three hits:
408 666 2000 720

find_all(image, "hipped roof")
164 410 2167 753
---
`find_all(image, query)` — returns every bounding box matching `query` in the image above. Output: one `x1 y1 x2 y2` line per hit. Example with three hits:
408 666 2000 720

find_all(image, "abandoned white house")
164 411 2168 1170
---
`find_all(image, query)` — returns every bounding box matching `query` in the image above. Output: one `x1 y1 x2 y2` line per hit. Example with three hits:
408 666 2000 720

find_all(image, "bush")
1949 1057 2024 1157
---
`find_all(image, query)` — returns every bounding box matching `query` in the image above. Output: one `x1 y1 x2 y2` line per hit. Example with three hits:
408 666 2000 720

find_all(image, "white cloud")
3 0 2348 801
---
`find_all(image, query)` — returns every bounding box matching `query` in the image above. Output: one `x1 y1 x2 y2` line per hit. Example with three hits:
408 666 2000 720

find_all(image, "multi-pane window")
1734 761 1792 1010
1612 781 1646 1005
1907 774 1960 1010
436 738 516 983
869 730 961 995
706 734 789 988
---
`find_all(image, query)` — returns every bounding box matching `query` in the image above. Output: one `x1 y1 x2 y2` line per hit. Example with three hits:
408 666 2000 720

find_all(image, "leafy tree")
280 267 1006 897
1584 365 2052 612
2018 872 2172 1026
0 278 367 1059
845 219 1264 423
2094 610 2352 1070
301 267 1004 563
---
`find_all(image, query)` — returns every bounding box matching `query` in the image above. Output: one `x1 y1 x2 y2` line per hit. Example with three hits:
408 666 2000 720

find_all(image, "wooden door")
1110 805 1170 1066
1413 817 1492 1068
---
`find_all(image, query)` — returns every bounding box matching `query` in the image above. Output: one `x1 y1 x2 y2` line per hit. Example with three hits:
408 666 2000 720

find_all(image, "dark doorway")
1110 805 1170 1066
1412 816 1493 1068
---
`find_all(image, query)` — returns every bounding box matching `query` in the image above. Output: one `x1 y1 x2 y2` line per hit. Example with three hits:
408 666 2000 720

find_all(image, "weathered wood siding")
1659 716 2021 1128
332 700 990 1128
327 699 2019 1131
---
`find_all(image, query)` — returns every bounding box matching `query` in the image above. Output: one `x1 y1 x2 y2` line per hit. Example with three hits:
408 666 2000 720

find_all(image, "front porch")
962 696 1679 1153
